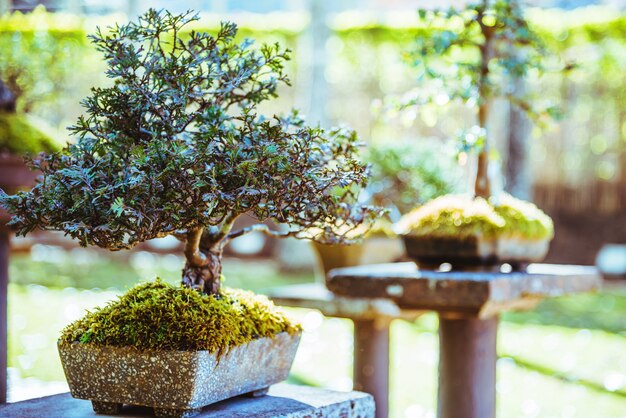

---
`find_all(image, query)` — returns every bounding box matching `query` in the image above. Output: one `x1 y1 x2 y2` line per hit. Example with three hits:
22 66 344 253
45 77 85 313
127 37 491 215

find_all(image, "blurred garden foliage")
1 6 624 186
2 6 626 417
0 8 89 121
364 139 463 216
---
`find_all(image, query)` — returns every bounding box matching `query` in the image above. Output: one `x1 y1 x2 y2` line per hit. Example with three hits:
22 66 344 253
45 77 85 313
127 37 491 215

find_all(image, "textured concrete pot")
402 235 550 269
58 331 301 418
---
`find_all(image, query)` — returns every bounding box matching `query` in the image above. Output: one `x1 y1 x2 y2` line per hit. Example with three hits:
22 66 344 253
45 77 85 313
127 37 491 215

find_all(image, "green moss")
0 113 61 155
59 279 301 355
397 194 554 240
366 218 397 238
493 194 555 240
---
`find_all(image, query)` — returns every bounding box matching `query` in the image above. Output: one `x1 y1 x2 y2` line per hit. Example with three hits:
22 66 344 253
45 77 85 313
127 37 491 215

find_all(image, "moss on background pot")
60 280 301 356
397 194 554 241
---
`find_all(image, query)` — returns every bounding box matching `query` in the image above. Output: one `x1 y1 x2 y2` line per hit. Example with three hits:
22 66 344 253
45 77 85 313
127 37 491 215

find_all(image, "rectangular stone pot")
402 235 550 269
58 331 301 418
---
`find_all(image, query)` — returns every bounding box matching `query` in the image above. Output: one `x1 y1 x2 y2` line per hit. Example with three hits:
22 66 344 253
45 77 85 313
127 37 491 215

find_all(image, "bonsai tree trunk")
475 104 491 199
474 2 494 199
182 228 222 295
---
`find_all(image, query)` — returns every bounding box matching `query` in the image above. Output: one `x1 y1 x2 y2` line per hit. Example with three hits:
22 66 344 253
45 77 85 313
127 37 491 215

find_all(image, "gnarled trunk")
181 228 223 295
182 248 222 295
475 3 494 200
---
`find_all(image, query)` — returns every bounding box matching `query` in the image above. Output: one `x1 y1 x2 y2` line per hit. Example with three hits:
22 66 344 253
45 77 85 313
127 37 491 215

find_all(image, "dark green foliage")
59 279 301 353
1 10 382 253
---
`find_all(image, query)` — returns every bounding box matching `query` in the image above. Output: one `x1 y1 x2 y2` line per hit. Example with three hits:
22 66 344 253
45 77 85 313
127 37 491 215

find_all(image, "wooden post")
353 318 390 418
0 229 9 404
505 0 532 201
437 315 498 418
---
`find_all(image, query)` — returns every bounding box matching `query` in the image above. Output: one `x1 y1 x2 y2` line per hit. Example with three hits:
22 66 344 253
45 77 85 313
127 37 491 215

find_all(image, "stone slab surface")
326 262 602 318
269 283 421 321
0 383 375 418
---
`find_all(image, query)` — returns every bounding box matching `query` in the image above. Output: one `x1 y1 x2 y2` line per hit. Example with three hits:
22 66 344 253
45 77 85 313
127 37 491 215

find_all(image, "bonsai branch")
184 228 207 267
226 224 299 243
474 2 495 199
200 213 239 250
225 220 365 246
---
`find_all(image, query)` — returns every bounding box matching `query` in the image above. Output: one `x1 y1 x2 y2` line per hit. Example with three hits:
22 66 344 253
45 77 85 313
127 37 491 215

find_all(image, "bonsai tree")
408 0 559 198
0 7 88 117
396 0 558 265
0 9 382 295
0 9 76 195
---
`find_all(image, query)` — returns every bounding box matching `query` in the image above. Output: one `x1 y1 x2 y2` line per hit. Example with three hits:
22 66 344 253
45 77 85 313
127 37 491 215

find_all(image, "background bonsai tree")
0 9 382 295
408 0 560 199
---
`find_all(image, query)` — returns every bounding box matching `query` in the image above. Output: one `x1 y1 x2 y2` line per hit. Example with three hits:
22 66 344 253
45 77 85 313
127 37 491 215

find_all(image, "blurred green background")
1 1 626 417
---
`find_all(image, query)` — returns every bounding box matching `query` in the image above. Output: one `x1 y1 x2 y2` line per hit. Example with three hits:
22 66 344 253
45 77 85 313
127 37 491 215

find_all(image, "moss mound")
397 194 554 240
59 279 301 355
0 113 61 155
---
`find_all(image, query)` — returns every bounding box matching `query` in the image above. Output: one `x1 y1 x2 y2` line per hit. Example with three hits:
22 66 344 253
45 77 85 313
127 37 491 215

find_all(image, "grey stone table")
269 283 421 418
326 262 602 418
0 383 374 418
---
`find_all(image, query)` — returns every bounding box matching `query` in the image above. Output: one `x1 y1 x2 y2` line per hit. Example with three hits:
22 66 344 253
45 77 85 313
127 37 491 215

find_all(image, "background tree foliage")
365 139 462 217
405 0 562 198
0 9 382 294
0 7 88 117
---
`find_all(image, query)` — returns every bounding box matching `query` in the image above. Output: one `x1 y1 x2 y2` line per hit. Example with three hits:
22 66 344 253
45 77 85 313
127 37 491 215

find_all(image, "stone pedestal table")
325 262 602 418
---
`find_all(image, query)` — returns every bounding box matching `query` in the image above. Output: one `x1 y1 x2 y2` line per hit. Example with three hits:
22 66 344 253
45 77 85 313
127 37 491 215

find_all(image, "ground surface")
6 248 626 418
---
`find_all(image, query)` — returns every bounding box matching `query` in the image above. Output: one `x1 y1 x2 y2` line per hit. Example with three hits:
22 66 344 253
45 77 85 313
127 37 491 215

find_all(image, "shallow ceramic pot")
402 235 550 269
58 331 301 418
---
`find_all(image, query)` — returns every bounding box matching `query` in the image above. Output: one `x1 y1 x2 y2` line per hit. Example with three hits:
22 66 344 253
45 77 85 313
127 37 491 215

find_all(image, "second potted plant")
396 0 557 268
